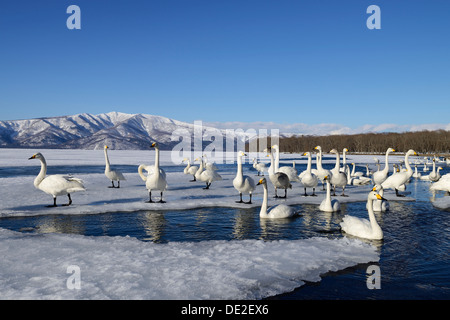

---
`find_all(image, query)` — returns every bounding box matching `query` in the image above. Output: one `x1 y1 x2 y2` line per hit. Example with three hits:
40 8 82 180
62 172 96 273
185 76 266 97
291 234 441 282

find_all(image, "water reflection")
141 211 167 242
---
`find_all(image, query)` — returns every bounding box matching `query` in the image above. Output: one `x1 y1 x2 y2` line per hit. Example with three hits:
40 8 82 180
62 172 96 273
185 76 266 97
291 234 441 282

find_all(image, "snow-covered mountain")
0 112 258 150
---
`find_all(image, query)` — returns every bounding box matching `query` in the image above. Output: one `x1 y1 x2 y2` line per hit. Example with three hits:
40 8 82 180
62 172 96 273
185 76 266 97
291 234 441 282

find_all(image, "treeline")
249 130 450 155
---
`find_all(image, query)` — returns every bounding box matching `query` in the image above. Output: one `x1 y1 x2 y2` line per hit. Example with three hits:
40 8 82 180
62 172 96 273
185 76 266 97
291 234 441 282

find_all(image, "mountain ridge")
0 112 258 150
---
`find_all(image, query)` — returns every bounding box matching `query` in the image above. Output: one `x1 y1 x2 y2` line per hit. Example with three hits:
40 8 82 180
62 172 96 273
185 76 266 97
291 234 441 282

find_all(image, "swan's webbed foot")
158 200 166 203
244 200 252 204
395 189 405 197
203 183 211 190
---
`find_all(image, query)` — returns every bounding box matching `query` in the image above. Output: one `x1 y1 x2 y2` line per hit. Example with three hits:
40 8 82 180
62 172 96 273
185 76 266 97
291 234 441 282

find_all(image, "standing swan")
329 149 348 196
271 145 300 182
257 178 297 219
314 146 331 190
252 158 266 176
300 152 318 196
145 142 168 203
233 151 256 203
381 149 417 197
29 153 86 207
195 156 223 189
182 158 198 181
319 176 340 212
340 188 385 240
104 145 126 188
265 147 292 198
373 148 395 185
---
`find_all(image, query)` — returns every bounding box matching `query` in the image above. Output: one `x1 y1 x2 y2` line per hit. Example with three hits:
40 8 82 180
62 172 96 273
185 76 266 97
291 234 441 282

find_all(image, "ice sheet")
0 228 379 299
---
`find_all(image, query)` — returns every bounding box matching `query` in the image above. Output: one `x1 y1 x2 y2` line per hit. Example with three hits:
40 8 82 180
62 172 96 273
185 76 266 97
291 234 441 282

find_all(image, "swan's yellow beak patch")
376 194 382 200
372 186 377 191
151 143 156 147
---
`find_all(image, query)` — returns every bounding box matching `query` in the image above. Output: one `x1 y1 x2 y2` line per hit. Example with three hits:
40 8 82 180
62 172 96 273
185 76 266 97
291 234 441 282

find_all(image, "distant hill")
0 112 255 150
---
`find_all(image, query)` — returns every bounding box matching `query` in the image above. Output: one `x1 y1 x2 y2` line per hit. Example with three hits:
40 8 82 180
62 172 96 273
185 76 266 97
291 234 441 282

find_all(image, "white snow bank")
0 228 379 300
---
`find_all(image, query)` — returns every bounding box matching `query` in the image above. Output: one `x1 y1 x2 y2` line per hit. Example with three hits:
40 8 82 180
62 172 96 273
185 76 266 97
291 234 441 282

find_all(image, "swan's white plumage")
430 173 450 193
300 152 318 196
381 150 417 196
329 149 348 196
265 148 292 198
195 156 222 189
104 145 126 187
233 151 256 203
319 176 340 212
271 145 300 182
257 178 297 219
142 142 167 202
252 158 266 176
182 158 198 180
373 148 395 185
29 152 85 206
340 190 384 240
314 146 331 189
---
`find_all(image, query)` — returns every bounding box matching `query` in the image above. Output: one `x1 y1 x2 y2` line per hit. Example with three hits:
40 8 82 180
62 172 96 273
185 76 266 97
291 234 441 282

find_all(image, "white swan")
257 178 297 219
319 176 340 212
340 189 384 240
368 184 389 212
381 149 417 197
271 145 300 182
350 163 364 177
373 148 395 185
252 158 266 176
265 147 292 198
329 148 348 196
182 158 198 181
341 148 349 172
144 142 168 203
233 151 256 203
428 158 442 182
314 146 332 190
195 156 223 189
29 152 86 207
300 152 318 196
104 145 126 188
430 173 450 193
412 164 421 178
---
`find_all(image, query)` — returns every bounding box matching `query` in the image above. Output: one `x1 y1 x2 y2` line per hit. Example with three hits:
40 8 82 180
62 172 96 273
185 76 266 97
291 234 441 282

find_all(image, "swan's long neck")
334 151 340 170
324 180 332 208
34 157 47 188
404 152 413 173
367 197 381 233
154 147 160 178
104 148 111 171
316 150 323 170
236 155 243 178
306 154 312 172
268 152 275 175
138 164 147 181
274 147 280 171
260 182 269 218
382 150 390 174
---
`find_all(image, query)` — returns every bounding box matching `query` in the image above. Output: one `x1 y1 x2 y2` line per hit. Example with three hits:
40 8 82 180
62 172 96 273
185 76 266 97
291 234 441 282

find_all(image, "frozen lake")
0 148 449 299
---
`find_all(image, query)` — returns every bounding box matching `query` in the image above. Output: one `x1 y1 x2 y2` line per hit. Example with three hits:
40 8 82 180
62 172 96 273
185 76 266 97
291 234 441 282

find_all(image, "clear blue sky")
0 0 449 128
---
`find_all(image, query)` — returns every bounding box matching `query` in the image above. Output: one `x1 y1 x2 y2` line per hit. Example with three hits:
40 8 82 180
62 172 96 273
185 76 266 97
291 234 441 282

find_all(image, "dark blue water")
0 161 449 300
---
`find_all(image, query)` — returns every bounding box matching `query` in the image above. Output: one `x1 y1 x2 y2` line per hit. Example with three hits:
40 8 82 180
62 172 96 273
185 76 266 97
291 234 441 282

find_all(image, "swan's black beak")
28 155 35 160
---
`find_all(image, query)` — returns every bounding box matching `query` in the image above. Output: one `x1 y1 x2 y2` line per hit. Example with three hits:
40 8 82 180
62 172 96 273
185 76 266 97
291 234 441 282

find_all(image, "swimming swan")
145 142 168 203
300 152 318 196
233 151 256 203
319 176 340 212
29 152 86 207
381 149 417 197
257 178 297 219
104 145 126 188
373 148 395 185
340 188 385 240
